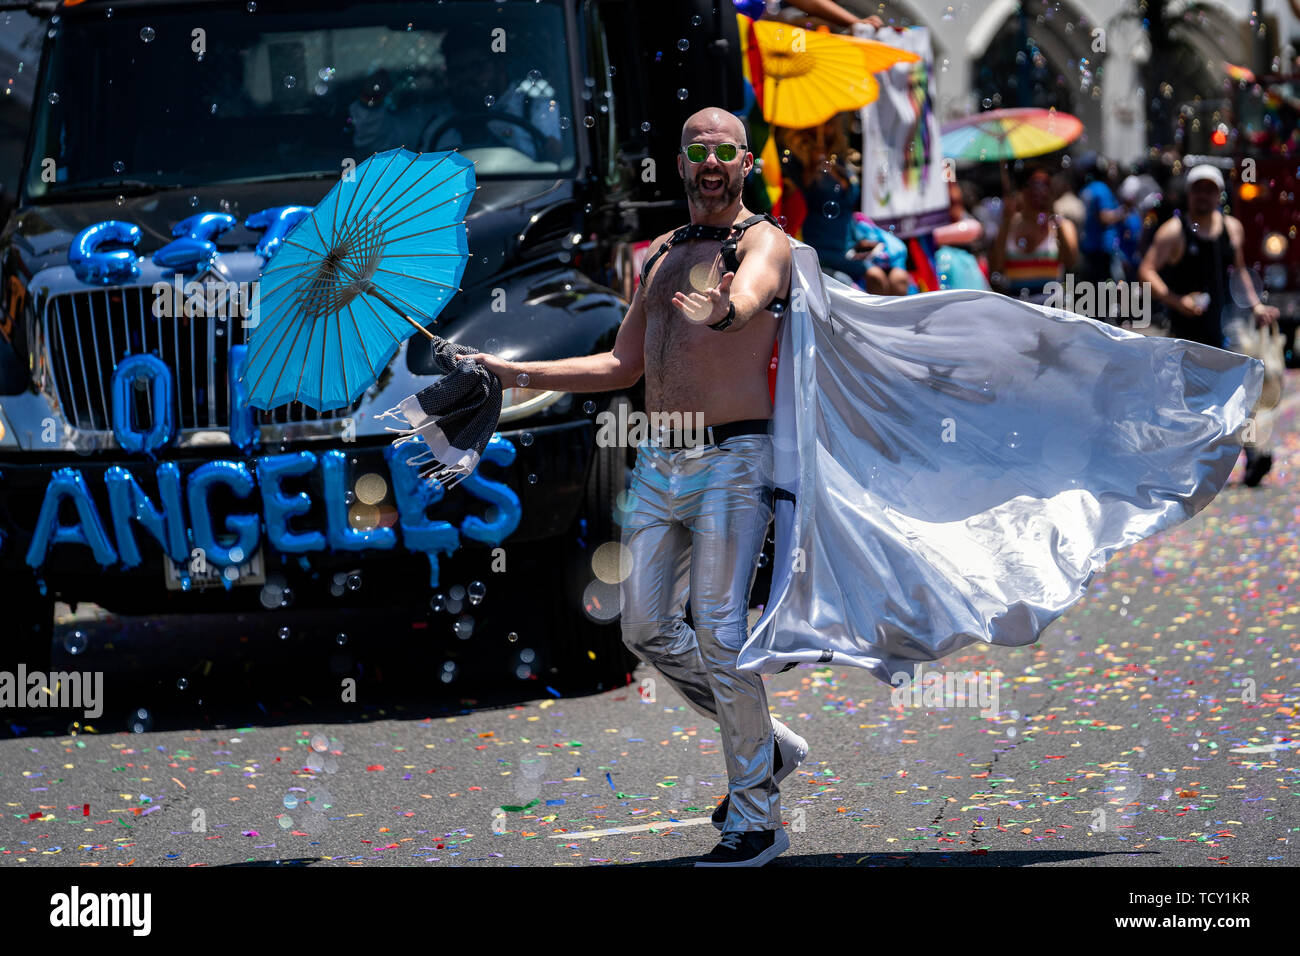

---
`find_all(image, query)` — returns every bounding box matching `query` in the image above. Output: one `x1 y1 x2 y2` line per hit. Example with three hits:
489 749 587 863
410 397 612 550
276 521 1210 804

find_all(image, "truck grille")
43 286 362 434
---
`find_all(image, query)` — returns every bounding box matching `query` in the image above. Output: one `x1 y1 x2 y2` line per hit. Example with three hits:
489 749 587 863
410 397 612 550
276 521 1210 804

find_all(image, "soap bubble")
584 115 595 128
640 121 651 132
454 615 474 639
677 39 690 51
283 74 296 89
278 626 291 640
516 372 530 387
128 707 153 733
484 94 496 107
139 26 155 42
176 677 188 690
582 579 621 622
467 581 486 605
520 432 534 447
311 733 329 752
449 584 466 601
677 88 688 100
527 473 539 485
112 160 125 173
64 631 88 655
583 400 596 413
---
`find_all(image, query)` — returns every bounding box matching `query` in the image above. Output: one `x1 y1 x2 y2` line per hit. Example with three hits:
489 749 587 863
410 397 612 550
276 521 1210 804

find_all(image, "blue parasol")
241 148 475 411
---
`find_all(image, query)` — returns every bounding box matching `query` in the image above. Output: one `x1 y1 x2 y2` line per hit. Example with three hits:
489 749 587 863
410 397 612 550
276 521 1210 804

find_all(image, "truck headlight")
0 403 16 447
1262 232 1288 260
499 386 565 424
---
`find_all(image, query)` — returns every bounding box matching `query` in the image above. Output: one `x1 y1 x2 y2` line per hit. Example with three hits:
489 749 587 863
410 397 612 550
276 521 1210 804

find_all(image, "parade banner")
853 24 948 238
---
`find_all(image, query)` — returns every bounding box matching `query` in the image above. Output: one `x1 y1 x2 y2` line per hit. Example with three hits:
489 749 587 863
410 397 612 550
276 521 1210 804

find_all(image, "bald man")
465 107 804 866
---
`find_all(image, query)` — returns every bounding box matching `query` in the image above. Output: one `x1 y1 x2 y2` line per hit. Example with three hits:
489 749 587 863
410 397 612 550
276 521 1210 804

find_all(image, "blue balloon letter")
26 467 118 569
152 212 237 272
246 205 313 260
105 463 188 567
383 442 461 587
228 344 258 454
69 220 141 285
187 460 260 567
111 353 175 455
321 450 397 551
256 452 326 554
459 435 521 545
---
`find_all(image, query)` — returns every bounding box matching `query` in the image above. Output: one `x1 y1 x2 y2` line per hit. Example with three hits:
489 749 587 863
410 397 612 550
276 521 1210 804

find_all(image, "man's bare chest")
644 242 727 319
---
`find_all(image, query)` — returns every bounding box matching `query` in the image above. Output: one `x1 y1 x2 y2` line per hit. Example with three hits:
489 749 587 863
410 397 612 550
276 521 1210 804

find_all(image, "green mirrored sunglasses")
682 142 746 163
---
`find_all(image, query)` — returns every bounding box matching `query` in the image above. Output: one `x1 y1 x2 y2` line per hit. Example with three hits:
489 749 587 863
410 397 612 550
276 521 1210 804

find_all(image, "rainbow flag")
737 12 802 237
906 234 941 292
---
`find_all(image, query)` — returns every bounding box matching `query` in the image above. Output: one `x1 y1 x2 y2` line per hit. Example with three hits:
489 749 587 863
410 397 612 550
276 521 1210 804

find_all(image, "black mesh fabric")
411 335 502 463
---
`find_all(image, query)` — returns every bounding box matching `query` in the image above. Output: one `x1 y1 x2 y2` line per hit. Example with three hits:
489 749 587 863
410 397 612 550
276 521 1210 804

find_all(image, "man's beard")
684 168 742 212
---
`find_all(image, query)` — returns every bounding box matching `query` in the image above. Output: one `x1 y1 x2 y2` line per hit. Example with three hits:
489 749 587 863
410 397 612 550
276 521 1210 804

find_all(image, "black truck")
0 0 750 689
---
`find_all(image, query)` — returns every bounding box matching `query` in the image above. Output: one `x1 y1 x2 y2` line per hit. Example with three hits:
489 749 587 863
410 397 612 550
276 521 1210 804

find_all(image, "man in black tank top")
1139 164 1281 483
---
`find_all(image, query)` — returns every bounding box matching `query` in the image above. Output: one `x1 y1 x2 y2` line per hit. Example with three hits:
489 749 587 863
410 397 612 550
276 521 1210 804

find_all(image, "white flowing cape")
740 240 1264 684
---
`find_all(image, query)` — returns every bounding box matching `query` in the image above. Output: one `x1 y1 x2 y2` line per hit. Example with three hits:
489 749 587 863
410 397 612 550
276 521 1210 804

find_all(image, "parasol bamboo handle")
365 286 436 341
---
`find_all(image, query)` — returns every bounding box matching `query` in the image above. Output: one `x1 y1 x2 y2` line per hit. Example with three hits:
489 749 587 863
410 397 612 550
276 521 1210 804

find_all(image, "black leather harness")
639 212 790 316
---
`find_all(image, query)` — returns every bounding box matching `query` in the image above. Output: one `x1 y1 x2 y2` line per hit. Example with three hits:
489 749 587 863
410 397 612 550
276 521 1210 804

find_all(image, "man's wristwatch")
708 302 736 331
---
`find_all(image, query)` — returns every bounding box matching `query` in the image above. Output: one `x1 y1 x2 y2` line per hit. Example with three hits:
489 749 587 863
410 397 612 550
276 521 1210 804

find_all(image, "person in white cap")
1139 163 1281 485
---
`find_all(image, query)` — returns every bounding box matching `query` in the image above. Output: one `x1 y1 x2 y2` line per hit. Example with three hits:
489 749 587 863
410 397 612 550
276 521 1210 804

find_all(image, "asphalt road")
2 384 1298 868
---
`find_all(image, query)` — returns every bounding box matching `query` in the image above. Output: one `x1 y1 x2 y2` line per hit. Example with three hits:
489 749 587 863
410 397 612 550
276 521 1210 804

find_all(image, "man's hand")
460 351 515 387
1252 302 1280 327
1170 293 1206 318
672 271 735 325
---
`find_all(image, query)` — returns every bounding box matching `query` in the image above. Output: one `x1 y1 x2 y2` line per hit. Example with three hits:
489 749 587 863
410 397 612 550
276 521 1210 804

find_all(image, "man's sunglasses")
681 142 746 163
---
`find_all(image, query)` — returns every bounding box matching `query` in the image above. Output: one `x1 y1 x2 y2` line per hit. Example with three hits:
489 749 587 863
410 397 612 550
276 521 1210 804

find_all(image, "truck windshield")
24 0 577 200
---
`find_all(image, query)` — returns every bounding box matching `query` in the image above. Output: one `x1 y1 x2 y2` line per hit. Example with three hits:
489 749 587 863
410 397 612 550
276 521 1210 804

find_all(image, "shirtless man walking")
465 107 807 866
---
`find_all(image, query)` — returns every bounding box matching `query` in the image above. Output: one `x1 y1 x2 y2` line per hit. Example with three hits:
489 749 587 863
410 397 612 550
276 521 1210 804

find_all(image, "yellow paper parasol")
751 20 920 129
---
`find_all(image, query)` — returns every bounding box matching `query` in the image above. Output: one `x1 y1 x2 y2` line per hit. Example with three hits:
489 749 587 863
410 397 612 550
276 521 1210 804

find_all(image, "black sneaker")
712 727 807 830
1243 452 1273 488
695 828 790 867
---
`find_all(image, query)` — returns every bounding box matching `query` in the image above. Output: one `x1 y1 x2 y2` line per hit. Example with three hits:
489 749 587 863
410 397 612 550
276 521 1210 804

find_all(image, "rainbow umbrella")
940 107 1084 163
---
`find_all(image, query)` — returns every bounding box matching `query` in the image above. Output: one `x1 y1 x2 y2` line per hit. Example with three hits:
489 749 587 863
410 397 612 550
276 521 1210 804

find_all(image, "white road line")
549 817 716 838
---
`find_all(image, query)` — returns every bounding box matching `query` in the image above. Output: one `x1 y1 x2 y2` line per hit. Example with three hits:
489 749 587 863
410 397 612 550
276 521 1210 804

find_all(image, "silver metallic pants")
619 434 780 831
1223 316 1276 453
